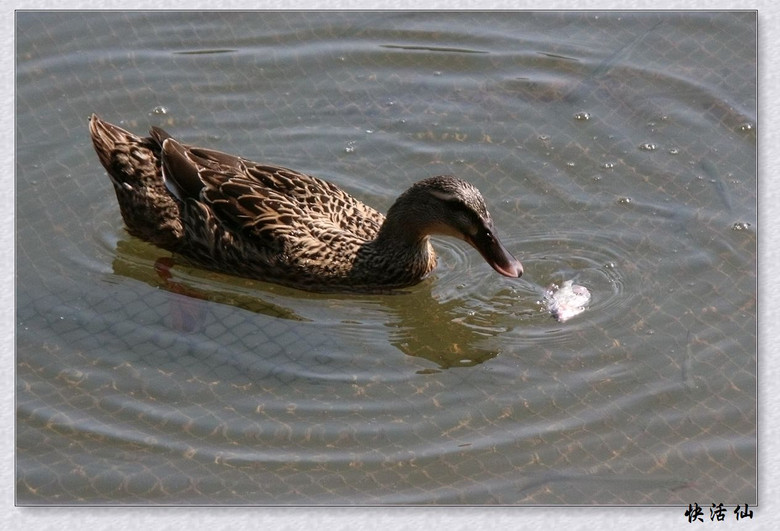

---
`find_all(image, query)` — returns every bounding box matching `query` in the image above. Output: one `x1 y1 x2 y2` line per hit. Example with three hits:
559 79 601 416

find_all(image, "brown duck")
89 114 522 292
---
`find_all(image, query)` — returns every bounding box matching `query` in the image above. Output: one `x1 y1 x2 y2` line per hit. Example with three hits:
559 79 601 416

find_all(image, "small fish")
544 280 591 322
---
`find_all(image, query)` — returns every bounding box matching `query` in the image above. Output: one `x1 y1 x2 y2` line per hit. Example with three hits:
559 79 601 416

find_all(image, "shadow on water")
110 237 514 371
112 239 309 323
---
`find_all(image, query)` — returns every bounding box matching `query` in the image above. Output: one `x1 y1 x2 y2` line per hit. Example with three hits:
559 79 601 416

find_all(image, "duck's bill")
470 232 523 278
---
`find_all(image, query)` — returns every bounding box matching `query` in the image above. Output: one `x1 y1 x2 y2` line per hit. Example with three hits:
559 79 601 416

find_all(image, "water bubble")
668 147 680 155
150 105 168 115
738 122 754 132
433 71 443 76
732 221 752 231
574 111 591 121
344 140 356 153
365 129 374 134
617 197 632 205
638 142 657 151
601 162 616 169
566 161 576 167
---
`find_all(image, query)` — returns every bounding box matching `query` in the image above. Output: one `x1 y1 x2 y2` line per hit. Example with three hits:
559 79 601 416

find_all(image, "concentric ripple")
429 229 637 340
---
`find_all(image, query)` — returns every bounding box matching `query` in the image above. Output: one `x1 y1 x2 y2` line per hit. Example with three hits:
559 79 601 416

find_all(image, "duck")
88 113 522 292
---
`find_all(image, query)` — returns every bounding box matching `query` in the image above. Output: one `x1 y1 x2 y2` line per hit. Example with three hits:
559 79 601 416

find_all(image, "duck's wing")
239 162 386 241
159 138 384 242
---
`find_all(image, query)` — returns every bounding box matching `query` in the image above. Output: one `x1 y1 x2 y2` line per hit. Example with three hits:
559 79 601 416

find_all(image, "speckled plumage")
89 114 522 292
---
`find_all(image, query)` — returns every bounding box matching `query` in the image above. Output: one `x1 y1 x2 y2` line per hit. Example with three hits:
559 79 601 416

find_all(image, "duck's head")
385 175 523 278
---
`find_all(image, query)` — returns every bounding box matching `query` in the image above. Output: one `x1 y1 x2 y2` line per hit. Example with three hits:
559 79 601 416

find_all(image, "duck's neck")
376 208 426 246
363 202 438 282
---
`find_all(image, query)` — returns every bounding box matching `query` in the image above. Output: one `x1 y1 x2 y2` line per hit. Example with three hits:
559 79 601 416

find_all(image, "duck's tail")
88 114 184 250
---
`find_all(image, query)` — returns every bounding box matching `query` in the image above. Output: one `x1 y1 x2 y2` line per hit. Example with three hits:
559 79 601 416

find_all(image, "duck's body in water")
89 114 522 293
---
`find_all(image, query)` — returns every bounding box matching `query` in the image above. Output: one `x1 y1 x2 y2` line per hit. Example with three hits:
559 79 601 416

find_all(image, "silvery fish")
543 280 591 322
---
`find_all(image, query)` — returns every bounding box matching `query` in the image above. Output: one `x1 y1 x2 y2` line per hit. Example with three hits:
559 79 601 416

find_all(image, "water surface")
16 11 756 505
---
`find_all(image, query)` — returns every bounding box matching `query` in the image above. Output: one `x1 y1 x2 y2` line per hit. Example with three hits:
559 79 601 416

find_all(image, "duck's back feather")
158 136 386 244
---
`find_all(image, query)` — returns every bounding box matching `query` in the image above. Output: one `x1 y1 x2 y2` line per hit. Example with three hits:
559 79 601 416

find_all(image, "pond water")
16 11 756 505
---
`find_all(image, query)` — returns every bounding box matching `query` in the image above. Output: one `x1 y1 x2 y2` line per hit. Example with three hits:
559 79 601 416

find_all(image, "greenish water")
16 11 755 505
